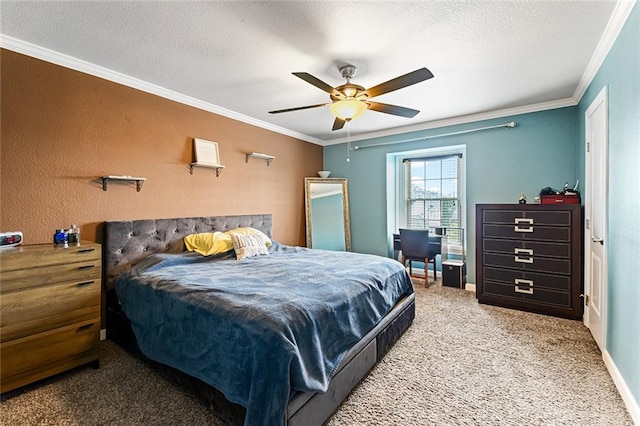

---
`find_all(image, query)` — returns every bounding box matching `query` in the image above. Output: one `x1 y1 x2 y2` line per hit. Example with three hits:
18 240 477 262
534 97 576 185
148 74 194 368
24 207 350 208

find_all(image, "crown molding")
573 0 637 103
326 0 637 147
0 35 324 146
2 0 634 149
323 97 577 146
0 34 581 148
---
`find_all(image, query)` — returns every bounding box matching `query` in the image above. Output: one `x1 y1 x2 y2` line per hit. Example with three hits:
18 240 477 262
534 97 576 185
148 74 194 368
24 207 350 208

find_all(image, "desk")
392 233 447 263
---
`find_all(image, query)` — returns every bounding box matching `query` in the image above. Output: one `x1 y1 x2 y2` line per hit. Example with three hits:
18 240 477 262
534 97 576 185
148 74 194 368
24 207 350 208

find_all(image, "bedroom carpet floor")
1 279 633 425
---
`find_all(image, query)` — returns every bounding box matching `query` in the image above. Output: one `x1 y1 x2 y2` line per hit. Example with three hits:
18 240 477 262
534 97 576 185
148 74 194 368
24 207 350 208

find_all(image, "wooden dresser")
0 242 101 393
476 204 582 319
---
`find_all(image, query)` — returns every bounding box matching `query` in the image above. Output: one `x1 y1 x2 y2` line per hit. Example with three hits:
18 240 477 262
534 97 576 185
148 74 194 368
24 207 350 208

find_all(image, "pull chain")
346 121 351 162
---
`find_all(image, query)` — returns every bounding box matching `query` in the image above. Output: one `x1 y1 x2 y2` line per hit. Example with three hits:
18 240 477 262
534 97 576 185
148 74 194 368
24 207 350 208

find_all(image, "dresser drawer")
483 280 571 307
482 224 571 242
483 267 571 292
0 259 101 292
1 279 101 342
0 319 100 393
482 209 572 226
483 252 571 275
0 244 100 272
483 238 571 258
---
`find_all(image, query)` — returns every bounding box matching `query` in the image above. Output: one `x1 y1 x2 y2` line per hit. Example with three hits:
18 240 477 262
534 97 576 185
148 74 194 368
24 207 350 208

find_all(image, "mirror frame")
304 177 351 251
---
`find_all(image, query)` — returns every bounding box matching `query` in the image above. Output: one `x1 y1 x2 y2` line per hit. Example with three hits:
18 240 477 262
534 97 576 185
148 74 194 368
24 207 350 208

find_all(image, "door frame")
583 85 608 348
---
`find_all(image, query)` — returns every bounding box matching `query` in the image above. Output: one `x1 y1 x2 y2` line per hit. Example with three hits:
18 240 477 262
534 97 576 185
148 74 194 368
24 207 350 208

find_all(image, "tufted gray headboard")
103 214 272 290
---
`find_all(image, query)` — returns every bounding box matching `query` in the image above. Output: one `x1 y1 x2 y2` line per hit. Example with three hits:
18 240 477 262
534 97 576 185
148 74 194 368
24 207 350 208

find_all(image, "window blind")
403 154 462 244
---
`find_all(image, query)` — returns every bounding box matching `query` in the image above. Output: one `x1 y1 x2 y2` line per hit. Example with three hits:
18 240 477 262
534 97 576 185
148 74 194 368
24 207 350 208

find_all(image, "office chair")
399 228 436 285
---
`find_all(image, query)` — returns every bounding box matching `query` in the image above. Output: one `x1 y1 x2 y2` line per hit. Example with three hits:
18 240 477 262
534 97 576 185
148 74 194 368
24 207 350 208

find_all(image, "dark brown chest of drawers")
476 204 582 319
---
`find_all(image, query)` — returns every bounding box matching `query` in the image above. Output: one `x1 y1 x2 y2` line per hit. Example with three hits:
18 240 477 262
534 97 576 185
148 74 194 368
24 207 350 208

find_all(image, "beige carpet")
1 280 633 425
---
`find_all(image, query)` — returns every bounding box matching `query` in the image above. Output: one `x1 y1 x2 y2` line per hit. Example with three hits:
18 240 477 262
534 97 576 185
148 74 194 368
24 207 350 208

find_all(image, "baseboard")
100 328 107 341
405 268 441 279
603 350 640 424
406 267 473 292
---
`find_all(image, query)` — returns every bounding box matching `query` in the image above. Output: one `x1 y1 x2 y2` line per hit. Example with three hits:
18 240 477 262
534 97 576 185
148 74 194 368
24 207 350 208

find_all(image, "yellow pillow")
226 227 272 247
184 232 234 256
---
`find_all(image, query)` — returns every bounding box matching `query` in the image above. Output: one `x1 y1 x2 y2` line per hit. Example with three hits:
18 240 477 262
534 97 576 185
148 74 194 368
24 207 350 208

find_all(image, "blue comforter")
115 243 413 426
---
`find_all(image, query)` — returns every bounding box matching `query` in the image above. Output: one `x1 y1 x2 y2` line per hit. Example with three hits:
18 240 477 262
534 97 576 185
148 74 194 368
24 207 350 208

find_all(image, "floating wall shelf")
245 152 275 166
101 175 147 192
190 163 225 177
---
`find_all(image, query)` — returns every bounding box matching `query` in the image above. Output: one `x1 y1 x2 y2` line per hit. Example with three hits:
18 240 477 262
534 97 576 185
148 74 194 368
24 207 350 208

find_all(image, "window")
404 155 461 234
388 146 465 255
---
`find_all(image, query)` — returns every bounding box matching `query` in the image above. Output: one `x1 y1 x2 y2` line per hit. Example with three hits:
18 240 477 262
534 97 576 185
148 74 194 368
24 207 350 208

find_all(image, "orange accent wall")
1 49 322 246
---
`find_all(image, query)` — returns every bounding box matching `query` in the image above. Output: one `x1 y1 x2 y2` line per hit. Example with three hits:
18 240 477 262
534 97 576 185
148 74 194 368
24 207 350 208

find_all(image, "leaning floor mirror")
304 177 351 251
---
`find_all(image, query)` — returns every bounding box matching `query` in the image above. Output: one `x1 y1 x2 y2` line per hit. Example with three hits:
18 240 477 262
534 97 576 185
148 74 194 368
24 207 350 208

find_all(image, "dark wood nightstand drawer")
1 278 101 342
0 319 100 393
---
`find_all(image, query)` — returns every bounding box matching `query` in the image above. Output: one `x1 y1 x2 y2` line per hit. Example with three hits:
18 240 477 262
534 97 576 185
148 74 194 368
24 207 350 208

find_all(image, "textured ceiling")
0 1 620 144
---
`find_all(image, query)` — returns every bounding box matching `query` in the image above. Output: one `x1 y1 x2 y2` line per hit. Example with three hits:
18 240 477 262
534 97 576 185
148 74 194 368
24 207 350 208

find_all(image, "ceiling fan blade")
293 72 342 97
365 68 434 99
332 117 346 131
367 101 420 118
269 103 329 114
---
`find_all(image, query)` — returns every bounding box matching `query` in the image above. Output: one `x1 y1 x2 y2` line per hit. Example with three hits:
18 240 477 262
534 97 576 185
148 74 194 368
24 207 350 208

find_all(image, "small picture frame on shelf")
193 138 221 166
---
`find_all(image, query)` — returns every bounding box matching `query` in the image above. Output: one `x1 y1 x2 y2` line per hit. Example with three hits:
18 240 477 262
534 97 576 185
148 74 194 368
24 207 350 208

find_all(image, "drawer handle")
514 279 534 294
514 225 533 233
76 281 95 287
514 218 533 225
77 248 95 253
78 264 96 270
515 285 534 295
514 248 533 255
77 323 95 332
515 256 534 264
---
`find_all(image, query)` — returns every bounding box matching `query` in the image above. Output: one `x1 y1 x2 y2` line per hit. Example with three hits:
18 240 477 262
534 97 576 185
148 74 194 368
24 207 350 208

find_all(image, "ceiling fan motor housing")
331 84 367 101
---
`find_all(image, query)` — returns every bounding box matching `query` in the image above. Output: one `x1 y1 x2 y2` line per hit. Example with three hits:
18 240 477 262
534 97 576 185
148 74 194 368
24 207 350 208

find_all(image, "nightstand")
0 241 101 393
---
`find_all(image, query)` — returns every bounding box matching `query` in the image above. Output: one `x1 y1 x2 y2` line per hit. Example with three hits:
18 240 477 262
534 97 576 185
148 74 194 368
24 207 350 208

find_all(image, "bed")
104 214 415 426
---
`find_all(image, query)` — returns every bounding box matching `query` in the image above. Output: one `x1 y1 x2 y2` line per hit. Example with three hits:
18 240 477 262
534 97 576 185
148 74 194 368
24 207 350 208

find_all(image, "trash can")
442 260 466 289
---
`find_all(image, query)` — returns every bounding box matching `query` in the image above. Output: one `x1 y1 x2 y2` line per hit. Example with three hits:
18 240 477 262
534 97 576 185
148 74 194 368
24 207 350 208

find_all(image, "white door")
584 86 608 352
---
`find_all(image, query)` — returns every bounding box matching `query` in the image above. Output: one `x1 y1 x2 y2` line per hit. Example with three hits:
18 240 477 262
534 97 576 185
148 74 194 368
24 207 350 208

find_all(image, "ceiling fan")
269 65 434 131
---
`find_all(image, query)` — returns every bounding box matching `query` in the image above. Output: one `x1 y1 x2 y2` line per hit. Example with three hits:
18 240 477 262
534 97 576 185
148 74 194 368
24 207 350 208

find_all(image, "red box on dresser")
540 194 581 204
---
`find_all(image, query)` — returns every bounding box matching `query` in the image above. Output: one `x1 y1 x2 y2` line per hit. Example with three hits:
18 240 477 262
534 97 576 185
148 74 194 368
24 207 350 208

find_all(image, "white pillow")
229 232 269 260
227 227 272 247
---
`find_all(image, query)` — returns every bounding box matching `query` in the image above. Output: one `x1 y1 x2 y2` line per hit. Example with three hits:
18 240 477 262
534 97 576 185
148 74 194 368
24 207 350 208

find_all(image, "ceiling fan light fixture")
330 99 367 121
271 65 433 131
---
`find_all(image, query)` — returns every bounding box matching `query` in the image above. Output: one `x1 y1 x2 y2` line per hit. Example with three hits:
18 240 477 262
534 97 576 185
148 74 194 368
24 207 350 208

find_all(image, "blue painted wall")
324 107 578 284
577 3 639 406
325 1 639 410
